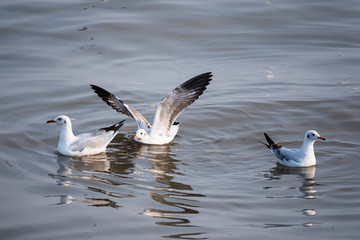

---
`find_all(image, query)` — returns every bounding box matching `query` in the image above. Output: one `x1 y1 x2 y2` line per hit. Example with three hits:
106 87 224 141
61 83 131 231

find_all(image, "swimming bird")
260 130 326 167
47 115 125 156
90 72 212 145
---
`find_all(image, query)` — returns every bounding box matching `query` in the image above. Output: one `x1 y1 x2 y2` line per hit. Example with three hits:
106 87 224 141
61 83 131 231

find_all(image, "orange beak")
133 135 139 139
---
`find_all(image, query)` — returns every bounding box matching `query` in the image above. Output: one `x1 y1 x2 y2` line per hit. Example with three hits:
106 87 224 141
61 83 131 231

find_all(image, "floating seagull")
90 72 212 145
47 115 125 156
260 130 326 167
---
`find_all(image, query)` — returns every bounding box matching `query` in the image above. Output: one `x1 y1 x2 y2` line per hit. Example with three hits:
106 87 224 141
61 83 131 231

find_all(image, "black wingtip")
90 84 111 99
178 72 213 97
100 120 125 132
90 84 127 111
90 84 103 93
188 72 212 86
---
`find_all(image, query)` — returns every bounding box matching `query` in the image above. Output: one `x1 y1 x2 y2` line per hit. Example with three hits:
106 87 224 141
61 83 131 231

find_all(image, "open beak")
318 136 326 141
46 119 56 123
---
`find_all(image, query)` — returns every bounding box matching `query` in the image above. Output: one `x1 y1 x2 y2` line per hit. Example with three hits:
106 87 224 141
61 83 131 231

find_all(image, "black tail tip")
264 132 275 145
115 119 126 129
101 120 125 132
257 140 270 149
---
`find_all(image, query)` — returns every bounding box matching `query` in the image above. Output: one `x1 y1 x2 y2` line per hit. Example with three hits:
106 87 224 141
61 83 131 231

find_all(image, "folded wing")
71 120 125 152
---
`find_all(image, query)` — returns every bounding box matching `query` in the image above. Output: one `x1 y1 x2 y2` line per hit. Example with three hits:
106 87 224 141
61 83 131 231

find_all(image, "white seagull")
47 115 125 156
90 72 212 145
260 130 326 167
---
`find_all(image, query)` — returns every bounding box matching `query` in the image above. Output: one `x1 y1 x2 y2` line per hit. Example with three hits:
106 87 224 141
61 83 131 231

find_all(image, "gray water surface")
0 0 359 239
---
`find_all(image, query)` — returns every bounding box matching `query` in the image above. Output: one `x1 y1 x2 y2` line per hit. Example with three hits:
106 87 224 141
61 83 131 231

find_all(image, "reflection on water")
264 222 322 229
56 153 110 175
48 153 133 208
48 143 206 237
54 153 111 186
263 165 320 228
137 144 206 237
134 144 180 184
266 165 317 199
49 194 120 208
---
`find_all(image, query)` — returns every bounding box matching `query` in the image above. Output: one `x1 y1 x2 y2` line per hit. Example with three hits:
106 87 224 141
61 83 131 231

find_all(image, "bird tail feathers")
100 120 125 132
264 133 275 145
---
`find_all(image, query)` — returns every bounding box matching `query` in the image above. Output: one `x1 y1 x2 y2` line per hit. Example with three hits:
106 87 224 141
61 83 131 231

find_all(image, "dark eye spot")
307 134 310 138
312 133 315 136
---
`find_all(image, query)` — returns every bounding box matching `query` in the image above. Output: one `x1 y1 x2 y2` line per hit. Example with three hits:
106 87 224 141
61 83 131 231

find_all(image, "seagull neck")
300 139 315 156
59 122 75 145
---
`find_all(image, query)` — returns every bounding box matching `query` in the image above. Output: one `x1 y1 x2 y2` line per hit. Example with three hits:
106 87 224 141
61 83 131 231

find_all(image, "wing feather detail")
91 84 151 130
151 72 212 136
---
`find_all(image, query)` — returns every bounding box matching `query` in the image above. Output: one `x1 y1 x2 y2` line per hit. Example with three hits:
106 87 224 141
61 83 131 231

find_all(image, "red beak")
318 136 326 141
47 119 56 123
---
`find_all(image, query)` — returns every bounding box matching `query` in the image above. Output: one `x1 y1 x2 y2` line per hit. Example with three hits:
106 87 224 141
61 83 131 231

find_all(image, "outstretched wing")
150 72 212 137
90 84 151 131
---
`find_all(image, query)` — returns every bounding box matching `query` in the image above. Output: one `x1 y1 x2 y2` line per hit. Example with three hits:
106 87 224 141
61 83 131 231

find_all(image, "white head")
134 129 148 141
304 130 326 142
47 115 71 126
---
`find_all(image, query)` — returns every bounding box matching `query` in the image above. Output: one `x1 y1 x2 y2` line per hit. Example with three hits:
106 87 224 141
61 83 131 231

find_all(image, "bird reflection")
263 165 319 228
48 194 119 208
266 164 317 199
134 144 181 184
49 153 131 208
56 153 110 176
137 144 205 231
49 139 206 238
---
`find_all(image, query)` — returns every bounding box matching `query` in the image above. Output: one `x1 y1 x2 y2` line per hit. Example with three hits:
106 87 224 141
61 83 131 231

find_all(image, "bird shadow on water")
134 143 208 239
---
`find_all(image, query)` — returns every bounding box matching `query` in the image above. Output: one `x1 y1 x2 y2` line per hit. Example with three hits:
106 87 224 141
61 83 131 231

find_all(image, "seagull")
90 72 212 145
47 115 125 156
260 130 326 167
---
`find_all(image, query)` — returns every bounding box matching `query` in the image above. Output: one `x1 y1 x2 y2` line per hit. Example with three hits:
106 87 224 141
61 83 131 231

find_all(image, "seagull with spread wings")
90 72 212 145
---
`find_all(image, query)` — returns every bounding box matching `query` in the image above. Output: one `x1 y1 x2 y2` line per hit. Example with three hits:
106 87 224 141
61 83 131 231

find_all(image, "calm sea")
0 0 359 239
